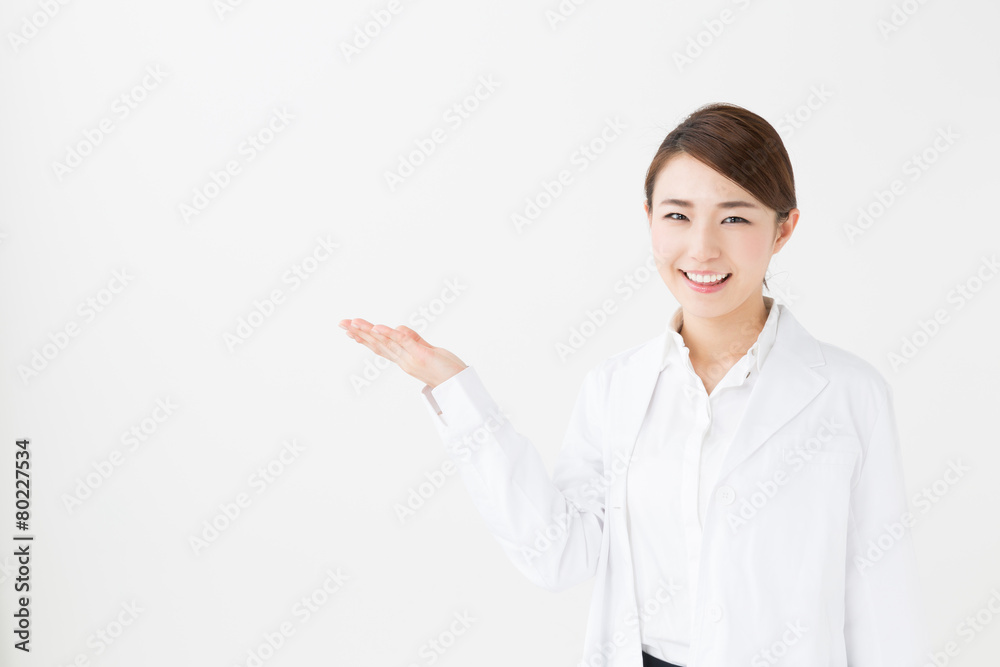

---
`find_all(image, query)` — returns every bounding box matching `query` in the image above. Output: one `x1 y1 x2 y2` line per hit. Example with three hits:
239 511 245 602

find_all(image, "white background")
1 0 998 665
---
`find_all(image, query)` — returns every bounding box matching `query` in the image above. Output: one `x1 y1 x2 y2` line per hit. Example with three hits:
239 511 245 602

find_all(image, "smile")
682 270 731 286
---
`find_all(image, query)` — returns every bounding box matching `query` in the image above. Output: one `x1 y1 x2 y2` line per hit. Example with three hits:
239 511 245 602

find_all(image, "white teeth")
684 271 729 284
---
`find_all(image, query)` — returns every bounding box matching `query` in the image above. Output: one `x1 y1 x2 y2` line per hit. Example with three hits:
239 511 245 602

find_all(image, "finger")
340 320 364 339
345 330 368 346
349 318 376 332
346 320 420 369
343 319 384 349
369 325 415 363
393 324 431 347
352 326 403 364
345 327 379 354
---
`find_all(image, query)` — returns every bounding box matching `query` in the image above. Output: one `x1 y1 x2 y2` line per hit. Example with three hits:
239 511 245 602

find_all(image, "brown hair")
644 102 796 290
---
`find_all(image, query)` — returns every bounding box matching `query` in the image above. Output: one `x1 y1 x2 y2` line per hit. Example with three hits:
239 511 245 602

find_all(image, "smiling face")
645 152 797 321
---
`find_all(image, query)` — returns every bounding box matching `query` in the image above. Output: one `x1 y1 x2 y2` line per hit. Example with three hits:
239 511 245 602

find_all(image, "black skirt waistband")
641 650 684 667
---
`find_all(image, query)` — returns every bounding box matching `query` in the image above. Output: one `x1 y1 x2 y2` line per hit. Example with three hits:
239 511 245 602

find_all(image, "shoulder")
792 311 893 407
819 340 892 396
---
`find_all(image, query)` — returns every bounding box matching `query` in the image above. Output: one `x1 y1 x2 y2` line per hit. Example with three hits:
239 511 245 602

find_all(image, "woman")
340 103 926 667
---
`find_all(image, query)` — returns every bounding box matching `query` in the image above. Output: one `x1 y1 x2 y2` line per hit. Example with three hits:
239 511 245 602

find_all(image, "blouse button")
717 485 736 505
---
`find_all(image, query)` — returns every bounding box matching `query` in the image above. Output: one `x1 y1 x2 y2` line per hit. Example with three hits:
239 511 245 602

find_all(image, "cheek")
649 228 680 258
728 232 775 263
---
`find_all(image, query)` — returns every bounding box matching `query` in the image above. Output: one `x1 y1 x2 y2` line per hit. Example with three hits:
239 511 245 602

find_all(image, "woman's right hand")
339 318 468 390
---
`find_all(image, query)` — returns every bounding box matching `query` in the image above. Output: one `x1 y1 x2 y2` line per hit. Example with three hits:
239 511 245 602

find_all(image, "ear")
644 200 651 223
772 208 800 254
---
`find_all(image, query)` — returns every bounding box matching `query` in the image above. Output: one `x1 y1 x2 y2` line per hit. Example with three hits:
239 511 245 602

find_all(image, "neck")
679 295 771 365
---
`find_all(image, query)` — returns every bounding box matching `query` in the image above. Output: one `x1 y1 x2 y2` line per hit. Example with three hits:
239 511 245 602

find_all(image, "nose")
687 218 721 264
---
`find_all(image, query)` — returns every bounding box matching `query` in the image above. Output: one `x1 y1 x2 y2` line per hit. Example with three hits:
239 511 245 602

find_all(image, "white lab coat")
421 302 928 666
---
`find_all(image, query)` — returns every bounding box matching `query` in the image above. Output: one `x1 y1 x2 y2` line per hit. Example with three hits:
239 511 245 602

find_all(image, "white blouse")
628 299 779 665
418 296 928 666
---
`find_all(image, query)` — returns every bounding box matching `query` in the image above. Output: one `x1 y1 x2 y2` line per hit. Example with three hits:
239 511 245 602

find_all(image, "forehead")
652 153 755 204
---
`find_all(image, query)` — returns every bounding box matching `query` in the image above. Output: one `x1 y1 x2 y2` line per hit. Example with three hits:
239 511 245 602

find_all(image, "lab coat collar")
661 295 781 375
608 299 828 498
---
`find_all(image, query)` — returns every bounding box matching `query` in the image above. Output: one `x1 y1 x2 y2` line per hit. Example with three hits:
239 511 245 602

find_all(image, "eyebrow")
658 198 761 209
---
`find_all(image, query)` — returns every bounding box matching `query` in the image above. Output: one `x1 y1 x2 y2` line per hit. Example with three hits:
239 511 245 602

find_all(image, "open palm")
339 318 468 389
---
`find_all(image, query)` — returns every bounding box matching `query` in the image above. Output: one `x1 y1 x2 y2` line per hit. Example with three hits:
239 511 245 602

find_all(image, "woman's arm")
341 318 609 592
421 363 608 592
844 381 930 665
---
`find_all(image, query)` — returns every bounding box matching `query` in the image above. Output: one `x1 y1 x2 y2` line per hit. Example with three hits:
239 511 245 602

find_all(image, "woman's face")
645 152 797 320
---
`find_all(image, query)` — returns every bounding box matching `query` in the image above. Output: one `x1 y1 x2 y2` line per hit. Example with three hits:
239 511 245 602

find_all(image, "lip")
680 269 731 293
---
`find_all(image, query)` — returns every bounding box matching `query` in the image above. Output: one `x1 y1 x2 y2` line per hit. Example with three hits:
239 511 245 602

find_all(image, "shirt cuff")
420 366 501 434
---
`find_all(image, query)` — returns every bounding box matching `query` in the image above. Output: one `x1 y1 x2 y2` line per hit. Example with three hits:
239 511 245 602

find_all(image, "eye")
661 213 749 223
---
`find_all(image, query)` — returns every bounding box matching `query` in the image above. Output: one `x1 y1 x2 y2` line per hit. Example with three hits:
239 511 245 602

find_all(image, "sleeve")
419 364 608 592
844 380 931 666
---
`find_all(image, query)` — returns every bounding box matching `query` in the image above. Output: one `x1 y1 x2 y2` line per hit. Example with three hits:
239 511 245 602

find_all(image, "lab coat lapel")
606 304 829 496
716 305 828 481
